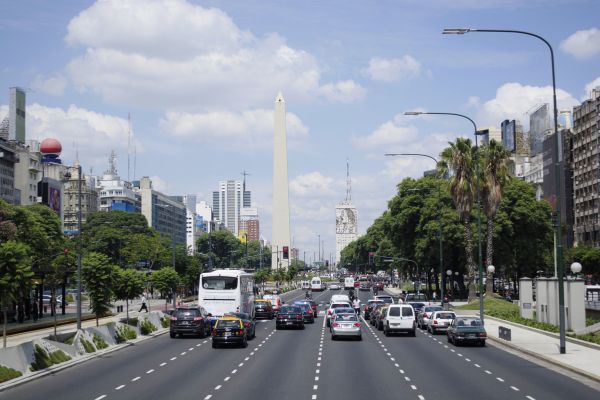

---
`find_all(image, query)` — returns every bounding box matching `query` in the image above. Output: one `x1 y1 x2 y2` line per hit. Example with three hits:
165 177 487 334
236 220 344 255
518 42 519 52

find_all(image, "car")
330 313 362 341
326 302 352 327
170 306 211 338
293 302 315 323
275 305 305 329
382 304 416 337
447 316 487 346
369 303 388 326
328 307 355 331
295 300 317 317
417 305 444 329
373 295 395 304
408 302 426 317
359 282 371 291
42 295 69 306
428 311 456 334
224 312 256 338
363 300 384 319
263 294 282 313
331 294 351 304
329 283 341 290
254 299 275 319
374 304 391 330
212 317 248 348
404 293 429 303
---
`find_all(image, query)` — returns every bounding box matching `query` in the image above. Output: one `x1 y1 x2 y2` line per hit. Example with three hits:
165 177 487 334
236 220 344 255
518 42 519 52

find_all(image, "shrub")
93 334 108 350
571 332 600 345
81 339 95 353
0 365 22 383
586 317 600 327
65 294 75 303
125 317 139 327
64 335 75 345
140 319 157 335
114 325 137 343
160 316 170 328
30 345 72 371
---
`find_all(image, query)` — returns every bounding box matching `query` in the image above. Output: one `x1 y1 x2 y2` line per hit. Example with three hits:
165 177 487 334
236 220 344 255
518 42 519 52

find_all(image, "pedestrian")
432 291 437 301
353 298 361 316
139 294 149 313
32 300 39 322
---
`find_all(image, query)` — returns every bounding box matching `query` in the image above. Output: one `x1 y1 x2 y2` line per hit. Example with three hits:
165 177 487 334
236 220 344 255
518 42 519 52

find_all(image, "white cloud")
31 75 67 96
318 80 366 103
584 76 600 98
560 28 600 59
149 175 170 193
63 0 360 109
365 56 421 82
290 172 338 197
161 109 308 147
476 82 579 126
352 114 419 149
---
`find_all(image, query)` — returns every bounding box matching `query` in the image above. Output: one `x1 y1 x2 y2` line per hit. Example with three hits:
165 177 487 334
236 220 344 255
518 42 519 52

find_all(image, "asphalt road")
3 289 599 400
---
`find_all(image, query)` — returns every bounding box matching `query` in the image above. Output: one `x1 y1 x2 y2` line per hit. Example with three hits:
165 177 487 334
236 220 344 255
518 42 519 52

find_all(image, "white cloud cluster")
560 28 600 59
161 109 308 147
584 76 600 97
290 172 338 197
365 56 421 82
31 75 67 96
352 114 419 149
64 0 364 110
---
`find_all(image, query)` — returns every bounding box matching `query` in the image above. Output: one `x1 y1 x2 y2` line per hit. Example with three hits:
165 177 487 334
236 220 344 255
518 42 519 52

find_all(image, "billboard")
9 87 25 142
501 119 516 153
38 177 62 215
336 206 357 234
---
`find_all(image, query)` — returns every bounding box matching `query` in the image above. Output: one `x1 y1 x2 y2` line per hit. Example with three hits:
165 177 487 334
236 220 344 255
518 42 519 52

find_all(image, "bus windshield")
202 276 238 290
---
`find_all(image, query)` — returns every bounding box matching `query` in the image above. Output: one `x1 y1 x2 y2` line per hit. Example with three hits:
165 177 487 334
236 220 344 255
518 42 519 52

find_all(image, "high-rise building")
239 206 260 242
8 87 25 143
212 180 250 235
63 163 99 234
529 104 553 157
13 140 42 205
97 151 141 213
572 87 600 246
0 139 18 204
336 161 358 265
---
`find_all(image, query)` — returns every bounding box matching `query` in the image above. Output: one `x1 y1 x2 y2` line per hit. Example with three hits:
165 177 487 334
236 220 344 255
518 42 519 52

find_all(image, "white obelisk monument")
271 92 291 271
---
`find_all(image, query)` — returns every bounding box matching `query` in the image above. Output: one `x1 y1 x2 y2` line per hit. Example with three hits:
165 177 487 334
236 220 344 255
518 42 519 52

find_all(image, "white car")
428 311 456 334
326 302 352 327
329 283 341 290
263 295 282 313
374 295 395 304
382 304 416 336
331 294 351 304
330 313 362 341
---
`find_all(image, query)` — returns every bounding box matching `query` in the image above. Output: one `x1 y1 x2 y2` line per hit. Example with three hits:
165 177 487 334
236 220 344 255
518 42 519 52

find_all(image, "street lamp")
487 264 495 294
570 262 582 278
386 153 444 305
403 111 486 322
443 27 566 353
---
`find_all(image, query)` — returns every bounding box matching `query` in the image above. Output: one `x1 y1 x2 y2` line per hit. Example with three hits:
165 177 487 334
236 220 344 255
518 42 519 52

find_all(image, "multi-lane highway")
3 289 600 400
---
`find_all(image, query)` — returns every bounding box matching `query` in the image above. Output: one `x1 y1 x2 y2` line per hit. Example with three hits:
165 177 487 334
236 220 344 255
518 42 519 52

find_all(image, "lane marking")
196 344 202 347
245 357 250 361
316 369 320 374
115 385 125 390
465 358 471 362
317 363 321 367
170 357 177 361
405 377 411 382
159 362 167 367
496 377 504 382
132 376 141 382
485 370 492 375
180 352 186 355
94 396 107 400
146 369 154 374
215 385 222 390
411 385 417 390
312 395 317 400
189 347 194 351
224 377 230 382
315 376 319 381
510 386 519 391
526 396 536 400
418 396 425 400
232 369 237 374
204 395 212 400
313 385 318 390
239 363 244 367
474 364 481 368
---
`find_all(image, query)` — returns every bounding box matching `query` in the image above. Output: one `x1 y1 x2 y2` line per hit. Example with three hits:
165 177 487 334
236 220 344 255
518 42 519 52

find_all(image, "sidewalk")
2 299 176 349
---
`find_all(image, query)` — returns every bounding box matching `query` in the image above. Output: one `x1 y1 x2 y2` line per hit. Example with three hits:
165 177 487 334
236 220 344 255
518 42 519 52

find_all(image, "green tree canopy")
82 252 115 326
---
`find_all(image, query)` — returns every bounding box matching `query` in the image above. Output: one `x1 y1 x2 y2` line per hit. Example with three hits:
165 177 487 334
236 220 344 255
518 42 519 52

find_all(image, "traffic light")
282 246 289 259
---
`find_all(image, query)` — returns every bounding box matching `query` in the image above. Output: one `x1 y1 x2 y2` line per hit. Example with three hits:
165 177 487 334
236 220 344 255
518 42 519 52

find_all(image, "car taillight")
277 315 283 320
245 322 251 328
433 320 438 325
479 332 487 337
296 315 303 320
332 323 340 328
354 323 361 328
328 310 332 315
193 316 204 321
170 317 177 321
308 310 313 314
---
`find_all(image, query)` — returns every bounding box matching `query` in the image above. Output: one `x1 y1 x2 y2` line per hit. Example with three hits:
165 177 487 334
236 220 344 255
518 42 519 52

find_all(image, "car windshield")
335 314 358 322
334 308 354 314
227 312 249 320
255 302 270 307
401 307 413 317
388 307 400 316
217 320 240 328
201 276 238 290
331 303 350 309
457 318 482 327
175 309 200 318
280 306 301 313
425 307 443 313
436 313 455 319
407 294 428 301
368 301 383 306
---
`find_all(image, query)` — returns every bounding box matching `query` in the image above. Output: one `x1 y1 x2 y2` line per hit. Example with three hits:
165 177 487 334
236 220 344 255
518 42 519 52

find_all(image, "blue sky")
1 0 600 263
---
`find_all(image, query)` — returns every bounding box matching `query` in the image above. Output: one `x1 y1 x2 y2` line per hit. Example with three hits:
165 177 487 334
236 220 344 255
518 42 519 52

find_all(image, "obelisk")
272 92 291 271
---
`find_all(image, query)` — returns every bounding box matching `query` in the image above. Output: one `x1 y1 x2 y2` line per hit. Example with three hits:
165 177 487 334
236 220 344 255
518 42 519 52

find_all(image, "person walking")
353 298 361 316
32 300 39 322
139 295 149 313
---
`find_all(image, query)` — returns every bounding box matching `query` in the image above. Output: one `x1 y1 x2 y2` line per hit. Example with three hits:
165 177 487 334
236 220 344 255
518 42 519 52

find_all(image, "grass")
0 365 22 383
114 325 137 343
160 316 170 328
570 332 600 345
81 339 95 353
30 345 72 371
140 319 157 335
586 317 600 327
93 334 108 350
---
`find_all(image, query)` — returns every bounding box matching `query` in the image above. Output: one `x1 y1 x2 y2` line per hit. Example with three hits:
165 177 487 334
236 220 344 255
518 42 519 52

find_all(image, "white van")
311 277 324 291
301 280 311 290
382 304 416 336
344 277 355 290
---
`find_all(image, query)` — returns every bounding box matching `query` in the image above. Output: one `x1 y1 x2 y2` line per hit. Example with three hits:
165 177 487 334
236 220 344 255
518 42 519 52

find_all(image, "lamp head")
443 28 472 35
446 269 452 276
404 111 422 116
570 262 582 274
487 265 495 274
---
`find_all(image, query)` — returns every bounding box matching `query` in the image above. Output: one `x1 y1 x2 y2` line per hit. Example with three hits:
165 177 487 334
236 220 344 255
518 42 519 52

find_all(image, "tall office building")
529 104 552 157
63 162 99 234
239 206 260 242
335 161 358 265
212 180 250 235
8 87 26 142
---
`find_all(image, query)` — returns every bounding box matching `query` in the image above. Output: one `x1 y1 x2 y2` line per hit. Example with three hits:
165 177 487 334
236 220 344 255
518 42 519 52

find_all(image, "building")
0 139 18 204
212 180 250 235
8 87 26 143
480 126 501 145
529 104 553 157
195 200 213 233
185 208 196 254
335 161 358 265
63 163 100 234
239 206 260 242
97 151 141 213
135 176 186 245
572 87 600 246
13 140 42 205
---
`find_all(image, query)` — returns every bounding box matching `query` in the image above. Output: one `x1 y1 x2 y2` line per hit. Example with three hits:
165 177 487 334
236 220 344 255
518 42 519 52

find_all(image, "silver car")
428 311 456 334
330 313 362 341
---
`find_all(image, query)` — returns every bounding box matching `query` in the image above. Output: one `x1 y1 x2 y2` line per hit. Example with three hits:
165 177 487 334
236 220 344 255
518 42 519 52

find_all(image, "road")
3 289 600 400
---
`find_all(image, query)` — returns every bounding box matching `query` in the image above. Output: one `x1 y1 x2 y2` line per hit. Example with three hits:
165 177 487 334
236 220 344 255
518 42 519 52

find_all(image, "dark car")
359 283 371 291
275 305 305 330
224 312 256 339
363 300 384 319
447 317 487 347
254 299 275 319
170 306 210 338
293 302 315 323
212 317 248 348
370 303 388 326
407 302 426 318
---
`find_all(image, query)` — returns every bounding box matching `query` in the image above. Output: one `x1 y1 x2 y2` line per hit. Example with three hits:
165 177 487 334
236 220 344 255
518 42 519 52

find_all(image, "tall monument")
335 160 358 266
271 92 291 270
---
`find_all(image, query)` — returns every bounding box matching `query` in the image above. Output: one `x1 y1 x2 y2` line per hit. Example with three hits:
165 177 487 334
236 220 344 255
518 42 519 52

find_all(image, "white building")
97 152 140 213
212 180 251 235
12 140 41 205
335 162 358 266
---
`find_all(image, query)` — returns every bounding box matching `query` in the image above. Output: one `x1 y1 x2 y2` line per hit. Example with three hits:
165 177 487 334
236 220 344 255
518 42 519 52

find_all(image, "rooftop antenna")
127 113 131 182
345 158 352 202
241 170 251 193
133 144 137 181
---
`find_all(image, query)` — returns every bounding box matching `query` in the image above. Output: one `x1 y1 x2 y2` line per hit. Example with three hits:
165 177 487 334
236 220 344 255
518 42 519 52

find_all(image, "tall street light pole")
385 153 444 305
443 27 566 353
76 164 82 330
404 111 486 323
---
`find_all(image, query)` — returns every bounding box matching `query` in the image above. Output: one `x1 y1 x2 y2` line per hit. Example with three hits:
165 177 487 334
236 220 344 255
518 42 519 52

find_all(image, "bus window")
202 276 238 290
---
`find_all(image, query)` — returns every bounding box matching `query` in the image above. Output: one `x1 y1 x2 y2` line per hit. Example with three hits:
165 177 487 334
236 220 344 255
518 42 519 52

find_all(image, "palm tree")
481 139 511 296
438 137 477 301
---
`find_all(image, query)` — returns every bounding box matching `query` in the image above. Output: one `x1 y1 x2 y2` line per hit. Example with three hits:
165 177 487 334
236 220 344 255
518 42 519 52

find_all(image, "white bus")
198 269 255 318
311 277 324 292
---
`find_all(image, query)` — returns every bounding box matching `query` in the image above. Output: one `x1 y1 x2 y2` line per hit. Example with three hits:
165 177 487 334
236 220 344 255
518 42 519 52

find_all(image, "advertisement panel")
501 119 516 152
38 177 62 215
336 206 357 234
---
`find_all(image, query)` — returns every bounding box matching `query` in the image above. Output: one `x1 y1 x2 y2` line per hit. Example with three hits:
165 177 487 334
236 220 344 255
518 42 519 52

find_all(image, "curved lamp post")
444 27 566 353
404 111 486 323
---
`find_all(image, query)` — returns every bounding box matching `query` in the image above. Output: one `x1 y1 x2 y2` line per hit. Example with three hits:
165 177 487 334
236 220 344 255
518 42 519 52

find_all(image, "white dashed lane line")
159 362 167 367
146 369 154 374
94 396 107 400
115 385 125 390
131 376 140 382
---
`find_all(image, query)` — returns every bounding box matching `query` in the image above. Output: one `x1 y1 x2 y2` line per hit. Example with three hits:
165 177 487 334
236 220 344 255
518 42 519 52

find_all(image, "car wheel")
431 327 436 335
480 340 486 347
276 324 280 330
447 333 451 343
241 336 248 348
331 335 336 341
357 335 362 341
383 324 389 336
169 332 176 338
300 324 305 330
410 329 416 337
212 342 218 349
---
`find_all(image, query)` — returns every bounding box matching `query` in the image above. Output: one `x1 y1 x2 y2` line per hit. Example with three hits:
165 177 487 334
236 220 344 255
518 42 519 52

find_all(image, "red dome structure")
40 138 62 155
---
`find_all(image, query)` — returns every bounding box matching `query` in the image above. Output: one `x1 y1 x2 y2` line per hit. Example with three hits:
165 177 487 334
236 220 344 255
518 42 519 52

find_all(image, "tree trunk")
485 218 495 296
463 220 476 302
126 298 129 326
2 297 7 349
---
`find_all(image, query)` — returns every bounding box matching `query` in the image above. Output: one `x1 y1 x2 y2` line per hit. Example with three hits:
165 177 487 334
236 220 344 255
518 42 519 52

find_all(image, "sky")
1 0 600 264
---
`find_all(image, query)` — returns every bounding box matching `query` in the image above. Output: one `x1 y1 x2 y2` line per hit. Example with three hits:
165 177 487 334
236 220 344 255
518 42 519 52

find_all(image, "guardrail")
585 301 600 311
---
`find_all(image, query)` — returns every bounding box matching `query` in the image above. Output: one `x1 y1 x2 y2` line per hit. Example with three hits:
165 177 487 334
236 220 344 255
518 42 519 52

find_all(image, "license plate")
468 334 476 338
341 324 352 328
286 322 293 325
181 321 189 325
224 333 231 337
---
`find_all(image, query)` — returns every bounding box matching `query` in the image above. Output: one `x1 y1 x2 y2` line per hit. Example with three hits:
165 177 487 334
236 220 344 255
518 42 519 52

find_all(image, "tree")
480 139 510 295
0 241 32 348
182 257 202 295
196 230 242 268
122 232 171 272
150 267 180 311
439 137 478 301
82 252 115 326
113 267 146 324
